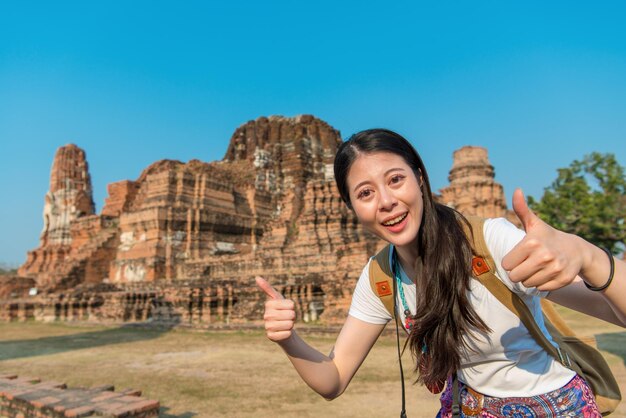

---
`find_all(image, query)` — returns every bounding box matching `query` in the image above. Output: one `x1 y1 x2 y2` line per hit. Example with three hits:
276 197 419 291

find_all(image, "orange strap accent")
375 281 393 296
472 256 490 276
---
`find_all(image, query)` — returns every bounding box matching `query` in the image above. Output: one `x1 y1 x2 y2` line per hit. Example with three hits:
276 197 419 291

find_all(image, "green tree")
528 152 626 255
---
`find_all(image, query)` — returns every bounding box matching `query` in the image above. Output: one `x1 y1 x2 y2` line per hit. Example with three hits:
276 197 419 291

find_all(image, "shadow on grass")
596 331 626 366
0 320 179 361
159 406 197 417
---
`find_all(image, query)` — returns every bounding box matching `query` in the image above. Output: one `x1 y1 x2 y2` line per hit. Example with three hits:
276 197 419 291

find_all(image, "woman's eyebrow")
384 167 406 176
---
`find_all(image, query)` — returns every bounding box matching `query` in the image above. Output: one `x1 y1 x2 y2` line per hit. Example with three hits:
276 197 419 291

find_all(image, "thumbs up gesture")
256 276 296 342
501 189 586 291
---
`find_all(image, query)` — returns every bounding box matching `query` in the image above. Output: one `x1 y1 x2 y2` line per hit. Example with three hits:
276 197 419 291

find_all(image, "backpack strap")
474 266 577 370
368 244 407 417
463 216 578 371
462 216 499 276
540 298 577 338
369 245 395 318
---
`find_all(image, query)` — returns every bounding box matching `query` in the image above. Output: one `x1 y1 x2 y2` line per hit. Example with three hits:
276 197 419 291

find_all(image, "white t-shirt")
349 217 575 397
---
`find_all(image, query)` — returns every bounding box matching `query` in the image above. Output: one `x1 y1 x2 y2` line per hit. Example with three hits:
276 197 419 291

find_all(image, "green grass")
0 317 624 418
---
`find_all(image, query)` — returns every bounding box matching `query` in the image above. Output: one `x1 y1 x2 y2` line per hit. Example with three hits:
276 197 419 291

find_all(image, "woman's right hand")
256 277 386 399
256 276 296 342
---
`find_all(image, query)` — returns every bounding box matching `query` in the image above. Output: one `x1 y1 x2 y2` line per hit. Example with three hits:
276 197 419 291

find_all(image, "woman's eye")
357 189 372 199
390 175 405 184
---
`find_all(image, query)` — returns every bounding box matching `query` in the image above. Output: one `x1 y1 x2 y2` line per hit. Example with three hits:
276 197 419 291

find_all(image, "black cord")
392 251 407 418
583 247 615 291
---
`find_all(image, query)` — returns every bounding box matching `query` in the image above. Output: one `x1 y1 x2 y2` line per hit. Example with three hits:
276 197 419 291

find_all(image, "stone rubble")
0 373 159 417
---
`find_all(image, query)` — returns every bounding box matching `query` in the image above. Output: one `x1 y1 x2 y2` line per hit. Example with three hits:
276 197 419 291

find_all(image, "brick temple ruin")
0 115 517 326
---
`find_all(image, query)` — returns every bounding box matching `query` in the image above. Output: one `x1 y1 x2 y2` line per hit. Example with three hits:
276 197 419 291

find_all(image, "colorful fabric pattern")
436 375 601 417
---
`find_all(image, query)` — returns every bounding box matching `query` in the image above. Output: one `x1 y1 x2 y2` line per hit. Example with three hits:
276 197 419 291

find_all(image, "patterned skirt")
436 375 601 417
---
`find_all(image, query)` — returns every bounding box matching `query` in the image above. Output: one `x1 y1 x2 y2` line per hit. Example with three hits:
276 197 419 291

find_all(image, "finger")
265 295 296 310
501 237 539 271
265 299 295 311
506 254 546 283
535 275 576 292
256 276 284 300
266 330 292 342
531 271 575 292
522 259 576 291
264 305 296 321
506 243 559 280
265 319 295 333
518 267 559 288
512 188 539 232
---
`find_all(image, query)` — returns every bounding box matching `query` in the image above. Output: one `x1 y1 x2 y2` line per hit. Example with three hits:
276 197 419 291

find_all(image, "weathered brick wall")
0 374 158 418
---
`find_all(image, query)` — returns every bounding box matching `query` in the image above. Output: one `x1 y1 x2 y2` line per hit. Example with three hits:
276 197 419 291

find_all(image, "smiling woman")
346 152 423 249
256 128 626 417
332 130 488 394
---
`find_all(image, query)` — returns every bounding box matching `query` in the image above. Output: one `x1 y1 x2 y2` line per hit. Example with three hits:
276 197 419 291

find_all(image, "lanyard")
392 246 414 332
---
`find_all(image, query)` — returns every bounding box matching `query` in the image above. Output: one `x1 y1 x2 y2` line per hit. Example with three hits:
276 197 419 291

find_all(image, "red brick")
117 395 147 403
64 405 95 417
119 388 142 397
103 400 160 418
5 388 36 400
122 399 160 413
14 389 52 401
90 391 124 403
31 395 62 408
92 400 126 413
54 404 68 413
57 392 92 404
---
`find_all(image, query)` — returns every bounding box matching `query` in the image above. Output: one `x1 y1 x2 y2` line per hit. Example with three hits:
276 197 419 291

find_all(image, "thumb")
255 276 284 300
512 188 538 232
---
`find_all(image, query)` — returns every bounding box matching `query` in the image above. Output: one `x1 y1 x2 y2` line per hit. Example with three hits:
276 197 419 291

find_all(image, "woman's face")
346 151 423 251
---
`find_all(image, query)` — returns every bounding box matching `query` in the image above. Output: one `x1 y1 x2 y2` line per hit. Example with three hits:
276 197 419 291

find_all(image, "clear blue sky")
1 1 625 266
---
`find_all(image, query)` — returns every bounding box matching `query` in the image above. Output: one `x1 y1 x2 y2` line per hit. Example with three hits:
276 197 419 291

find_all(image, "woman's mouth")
382 212 408 229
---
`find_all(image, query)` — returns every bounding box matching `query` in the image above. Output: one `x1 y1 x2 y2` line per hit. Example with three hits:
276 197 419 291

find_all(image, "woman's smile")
381 211 409 232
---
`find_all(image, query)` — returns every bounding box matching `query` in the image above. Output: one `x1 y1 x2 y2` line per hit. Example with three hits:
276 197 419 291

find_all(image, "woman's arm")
546 248 626 327
256 276 386 399
502 189 626 327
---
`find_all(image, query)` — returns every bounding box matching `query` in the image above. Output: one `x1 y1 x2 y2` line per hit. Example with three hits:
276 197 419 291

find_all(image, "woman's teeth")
382 213 407 226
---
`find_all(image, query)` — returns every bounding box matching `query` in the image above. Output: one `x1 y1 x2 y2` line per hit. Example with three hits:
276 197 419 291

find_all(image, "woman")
256 129 626 416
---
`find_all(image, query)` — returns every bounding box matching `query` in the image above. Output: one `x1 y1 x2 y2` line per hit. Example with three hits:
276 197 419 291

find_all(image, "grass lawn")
0 308 625 418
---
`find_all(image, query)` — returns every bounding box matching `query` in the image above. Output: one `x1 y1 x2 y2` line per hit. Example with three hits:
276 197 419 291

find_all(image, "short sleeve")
483 217 549 298
348 259 392 325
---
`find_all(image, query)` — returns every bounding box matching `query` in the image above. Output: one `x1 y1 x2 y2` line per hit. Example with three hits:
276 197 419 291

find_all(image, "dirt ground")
0 307 625 418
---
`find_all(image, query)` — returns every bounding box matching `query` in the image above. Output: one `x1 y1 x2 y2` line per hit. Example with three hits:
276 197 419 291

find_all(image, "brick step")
0 373 159 418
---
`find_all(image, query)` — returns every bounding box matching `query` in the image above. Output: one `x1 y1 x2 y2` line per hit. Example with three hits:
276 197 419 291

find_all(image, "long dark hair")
334 128 490 388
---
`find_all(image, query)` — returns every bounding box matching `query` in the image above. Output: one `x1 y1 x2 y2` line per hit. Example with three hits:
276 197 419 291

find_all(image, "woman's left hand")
501 189 589 292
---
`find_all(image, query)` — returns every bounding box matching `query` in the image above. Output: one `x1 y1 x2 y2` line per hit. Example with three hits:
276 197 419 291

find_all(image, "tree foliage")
528 152 626 255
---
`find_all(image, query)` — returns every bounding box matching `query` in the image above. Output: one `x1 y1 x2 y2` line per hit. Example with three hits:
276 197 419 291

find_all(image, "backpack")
368 216 621 416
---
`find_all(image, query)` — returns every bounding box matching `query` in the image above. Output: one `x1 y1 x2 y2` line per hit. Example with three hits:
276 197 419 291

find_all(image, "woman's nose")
378 188 397 210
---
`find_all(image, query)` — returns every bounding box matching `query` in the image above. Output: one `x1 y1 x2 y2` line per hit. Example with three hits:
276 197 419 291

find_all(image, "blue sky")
1 1 625 266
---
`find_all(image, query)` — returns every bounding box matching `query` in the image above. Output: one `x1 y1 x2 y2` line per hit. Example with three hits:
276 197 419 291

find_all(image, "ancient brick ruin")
440 146 520 225
1 115 513 326
0 373 159 417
